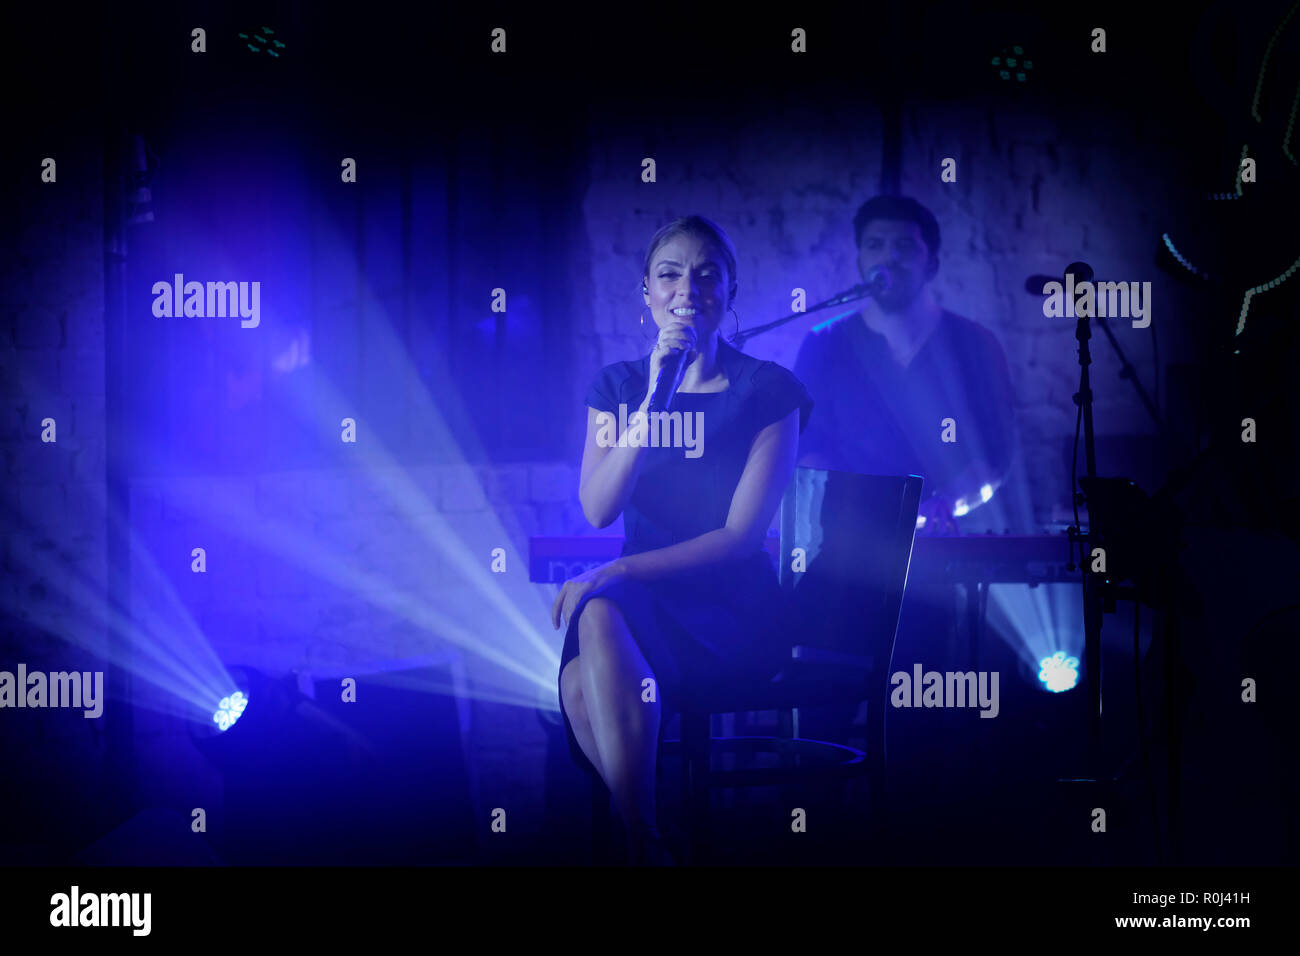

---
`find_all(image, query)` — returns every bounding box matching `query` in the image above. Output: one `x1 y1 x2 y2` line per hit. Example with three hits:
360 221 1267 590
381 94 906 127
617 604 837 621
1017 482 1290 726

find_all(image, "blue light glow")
811 309 859 333
1038 652 1079 692
213 691 249 731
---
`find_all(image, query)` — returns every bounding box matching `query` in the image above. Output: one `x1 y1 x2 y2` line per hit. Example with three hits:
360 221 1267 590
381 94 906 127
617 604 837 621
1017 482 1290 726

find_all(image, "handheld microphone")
647 347 690 413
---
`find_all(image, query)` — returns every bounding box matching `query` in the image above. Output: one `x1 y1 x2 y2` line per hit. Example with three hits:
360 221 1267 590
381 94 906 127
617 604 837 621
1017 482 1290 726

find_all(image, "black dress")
557 338 814 778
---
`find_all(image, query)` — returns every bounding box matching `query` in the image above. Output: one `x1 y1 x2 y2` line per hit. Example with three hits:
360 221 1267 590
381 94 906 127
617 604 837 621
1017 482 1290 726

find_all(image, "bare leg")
577 597 661 832
559 657 607 782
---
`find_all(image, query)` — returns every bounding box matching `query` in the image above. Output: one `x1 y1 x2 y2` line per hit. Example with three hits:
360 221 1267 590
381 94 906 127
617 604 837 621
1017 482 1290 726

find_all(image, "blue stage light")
213 691 249 731
1038 651 1079 692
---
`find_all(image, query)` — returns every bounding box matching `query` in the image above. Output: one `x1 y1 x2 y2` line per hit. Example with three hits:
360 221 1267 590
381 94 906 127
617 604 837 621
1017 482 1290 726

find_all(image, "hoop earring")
729 306 740 339
639 308 656 342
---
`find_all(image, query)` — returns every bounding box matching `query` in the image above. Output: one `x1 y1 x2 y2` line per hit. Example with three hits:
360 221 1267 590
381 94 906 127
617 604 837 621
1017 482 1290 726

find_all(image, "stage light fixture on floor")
1038 651 1079 692
212 691 249 731
188 667 289 773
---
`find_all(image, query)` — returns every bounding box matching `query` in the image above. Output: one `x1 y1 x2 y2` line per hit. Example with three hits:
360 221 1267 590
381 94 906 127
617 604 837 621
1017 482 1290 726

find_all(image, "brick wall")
0 136 113 860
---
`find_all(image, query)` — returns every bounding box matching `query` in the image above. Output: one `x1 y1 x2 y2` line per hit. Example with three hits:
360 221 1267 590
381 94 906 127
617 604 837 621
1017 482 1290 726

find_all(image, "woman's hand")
551 560 628 631
646 320 698 401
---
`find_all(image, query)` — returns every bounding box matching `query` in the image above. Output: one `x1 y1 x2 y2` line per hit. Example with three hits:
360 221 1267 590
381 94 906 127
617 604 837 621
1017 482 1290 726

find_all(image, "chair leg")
680 709 710 865
866 692 889 859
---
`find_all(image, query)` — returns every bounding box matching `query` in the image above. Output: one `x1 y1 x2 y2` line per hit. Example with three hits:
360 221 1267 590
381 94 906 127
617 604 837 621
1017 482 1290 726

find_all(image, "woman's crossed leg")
559 596 662 833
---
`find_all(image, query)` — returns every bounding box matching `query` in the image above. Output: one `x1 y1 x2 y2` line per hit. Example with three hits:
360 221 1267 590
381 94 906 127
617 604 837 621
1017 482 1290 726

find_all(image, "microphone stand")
1054 289 1128 864
1069 304 1106 786
729 283 876 349
1092 313 1169 447
1027 271 1169 449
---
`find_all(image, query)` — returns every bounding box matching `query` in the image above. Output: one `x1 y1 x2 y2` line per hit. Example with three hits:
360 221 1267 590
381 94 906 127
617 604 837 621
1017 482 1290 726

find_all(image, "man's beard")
875 287 918 314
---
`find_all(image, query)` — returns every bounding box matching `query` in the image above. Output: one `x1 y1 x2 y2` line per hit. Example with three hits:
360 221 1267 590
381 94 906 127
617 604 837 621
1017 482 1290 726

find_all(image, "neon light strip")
1209 145 1250 198
1160 233 1211 280
1251 0 1300 122
811 308 860 332
1286 80 1300 164
1237 253 1300 336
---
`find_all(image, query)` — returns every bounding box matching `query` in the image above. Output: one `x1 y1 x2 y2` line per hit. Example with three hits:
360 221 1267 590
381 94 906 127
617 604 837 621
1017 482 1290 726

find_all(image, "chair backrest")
778 468 923 670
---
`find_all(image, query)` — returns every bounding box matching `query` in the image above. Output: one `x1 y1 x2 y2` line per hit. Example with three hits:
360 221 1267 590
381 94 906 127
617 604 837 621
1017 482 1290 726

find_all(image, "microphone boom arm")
729 283 875 349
